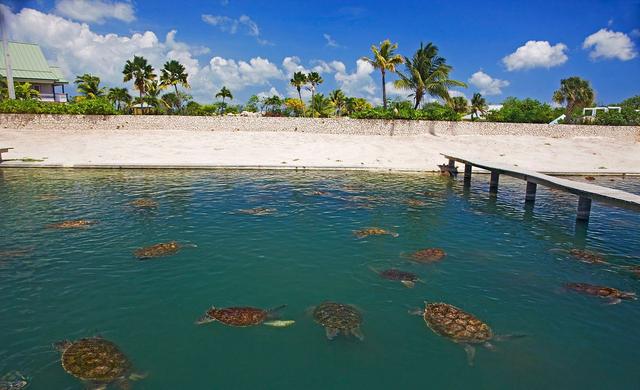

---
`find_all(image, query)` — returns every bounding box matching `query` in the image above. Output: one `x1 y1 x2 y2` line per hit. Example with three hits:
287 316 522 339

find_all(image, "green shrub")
351 102 459 121
593 108 640 126
485 97 561 124
0 98 117 115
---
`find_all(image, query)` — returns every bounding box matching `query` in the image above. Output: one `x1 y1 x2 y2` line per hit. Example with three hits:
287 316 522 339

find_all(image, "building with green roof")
0 41 69 102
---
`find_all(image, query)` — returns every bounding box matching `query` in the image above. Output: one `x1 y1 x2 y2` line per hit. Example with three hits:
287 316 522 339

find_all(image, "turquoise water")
1 169 639 389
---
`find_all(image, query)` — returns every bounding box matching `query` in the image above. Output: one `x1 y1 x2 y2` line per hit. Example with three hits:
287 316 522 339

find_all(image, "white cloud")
468 71 509 95
54 0 135 23
282 56 309 78
257 87 282 99
201 14 271 45
502 40 568 71
323 33 340 48
199 56 283 92
334 59 377 98
582 28 638 61
384 81 410 99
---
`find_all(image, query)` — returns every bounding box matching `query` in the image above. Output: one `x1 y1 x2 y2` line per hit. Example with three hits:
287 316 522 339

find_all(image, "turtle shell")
410 248 446 263
313 302 362 331
134 241 180 259
568 249 607 264
354 228 397 239
423 303 492 344
60 338 130 382
236 207 276 216
565 282 628 298
48 220 95 229
208 307 268 327
379 269 418 282
129 198 157 208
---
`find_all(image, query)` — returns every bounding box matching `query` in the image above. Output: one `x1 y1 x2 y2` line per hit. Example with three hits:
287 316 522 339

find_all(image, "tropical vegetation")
361 39 403 109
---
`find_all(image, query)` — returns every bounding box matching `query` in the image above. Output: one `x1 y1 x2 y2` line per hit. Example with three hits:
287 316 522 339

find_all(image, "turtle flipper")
325 327 339 340
606 298 622 305
351 326 365 341
408 308 423 316
464 344 476 366
401 280 415 288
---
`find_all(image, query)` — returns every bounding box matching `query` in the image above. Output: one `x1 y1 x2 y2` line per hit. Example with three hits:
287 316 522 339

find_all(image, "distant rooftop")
0 41 68 84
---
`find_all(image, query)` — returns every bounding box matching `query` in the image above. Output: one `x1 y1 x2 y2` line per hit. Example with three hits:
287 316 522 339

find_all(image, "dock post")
525 182 537 203
448 159 455 169
489 171 500 196
576 196 592 221
463 164 472 187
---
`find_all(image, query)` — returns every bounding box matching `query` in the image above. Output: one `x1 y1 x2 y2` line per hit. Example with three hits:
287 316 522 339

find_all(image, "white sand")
1 129 639 173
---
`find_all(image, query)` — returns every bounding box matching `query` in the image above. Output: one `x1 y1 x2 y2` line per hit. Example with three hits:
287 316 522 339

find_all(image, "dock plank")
442 154 640 212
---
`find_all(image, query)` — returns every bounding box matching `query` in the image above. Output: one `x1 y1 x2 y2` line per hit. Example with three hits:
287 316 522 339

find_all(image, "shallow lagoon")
1 169 639 389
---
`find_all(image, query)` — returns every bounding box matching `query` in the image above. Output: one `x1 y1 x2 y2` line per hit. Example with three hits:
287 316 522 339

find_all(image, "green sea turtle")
371 267 420 288
312 302 364 340
128 198 158 208
406 199 426 208
235 207 277 216
411 302 519 366
354 228 399 239
134 241 185 260
409 248 446 263
0 372 29 390
47 220 96 229
568 249 609 265
564 282 636 304
54 337 145 390
195 305 293 327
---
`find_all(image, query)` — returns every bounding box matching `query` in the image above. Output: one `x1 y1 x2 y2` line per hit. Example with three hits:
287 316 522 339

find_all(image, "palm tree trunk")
174 84 180 113
311 89 315 118
297 87 302 104
382 70 387 110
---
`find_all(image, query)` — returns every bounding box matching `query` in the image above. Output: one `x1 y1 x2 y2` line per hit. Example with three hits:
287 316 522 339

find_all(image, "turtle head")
195 308 215 325
53 340 72 352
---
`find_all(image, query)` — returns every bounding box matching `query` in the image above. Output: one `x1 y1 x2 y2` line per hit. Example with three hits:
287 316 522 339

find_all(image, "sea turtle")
406 199 426 208
564 282 637 304
195 305 293 327
568 249 609 265
234 207 277 216
371 267 420 288
128 198 157 208
628 266 640 278
411 302 519 366
54 337 144 390
409 248 447 263
0 372 29 390
47 220 96 229
133 241 184 260
354 228 399 239
312 302 364 340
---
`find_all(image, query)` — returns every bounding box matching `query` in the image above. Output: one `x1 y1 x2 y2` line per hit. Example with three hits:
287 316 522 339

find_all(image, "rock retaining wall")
1 114 638 141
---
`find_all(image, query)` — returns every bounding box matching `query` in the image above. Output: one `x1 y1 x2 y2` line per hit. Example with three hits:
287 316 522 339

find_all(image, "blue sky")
2 0 639 104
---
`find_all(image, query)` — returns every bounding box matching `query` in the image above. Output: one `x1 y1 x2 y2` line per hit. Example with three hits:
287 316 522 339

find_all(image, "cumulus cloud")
502 40 568 71
384 81 410 99
583 28 637 61
468 71 509 95
54 0 135 23
201 56 283 91
201 14 271 45
257 87 282 99
334 59 377 98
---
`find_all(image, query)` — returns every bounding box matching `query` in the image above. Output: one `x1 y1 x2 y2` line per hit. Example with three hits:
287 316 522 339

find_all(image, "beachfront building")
0 41 69 103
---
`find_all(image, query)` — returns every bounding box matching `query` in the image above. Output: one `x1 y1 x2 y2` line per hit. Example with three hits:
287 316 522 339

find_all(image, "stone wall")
1 114 638 141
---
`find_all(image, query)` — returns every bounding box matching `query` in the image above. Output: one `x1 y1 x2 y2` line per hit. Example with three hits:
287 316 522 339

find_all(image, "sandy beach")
1 128 639 173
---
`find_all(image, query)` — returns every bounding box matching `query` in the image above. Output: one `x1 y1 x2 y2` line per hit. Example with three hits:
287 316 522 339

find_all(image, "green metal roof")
0 42 68 84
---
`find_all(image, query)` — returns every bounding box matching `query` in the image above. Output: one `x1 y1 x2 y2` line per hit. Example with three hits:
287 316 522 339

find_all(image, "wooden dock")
442 154 640 221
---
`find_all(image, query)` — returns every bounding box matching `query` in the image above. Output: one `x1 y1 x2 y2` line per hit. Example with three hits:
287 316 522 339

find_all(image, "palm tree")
123 56 156 102
74 74 106 99
160 60 190 111
329 89 346 116
290 71 308 104
305 72 323 117
395 42 466 109
361 39 403 109
450 96 469 114
470 93 487 120
215 86 233 103
135 79 166 112
312 93 334 118
107 87 132 111
552 76 595 122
